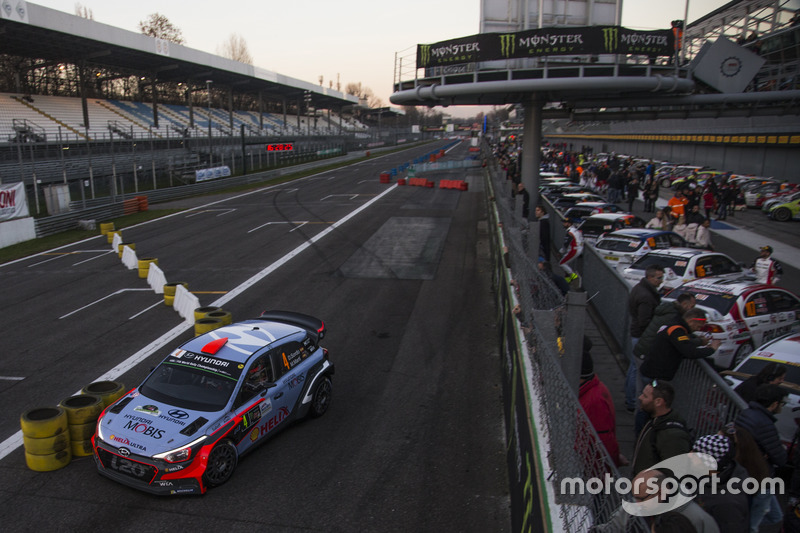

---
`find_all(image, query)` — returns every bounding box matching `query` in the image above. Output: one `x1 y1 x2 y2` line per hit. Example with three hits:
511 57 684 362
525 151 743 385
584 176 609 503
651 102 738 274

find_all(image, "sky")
30 0 733 118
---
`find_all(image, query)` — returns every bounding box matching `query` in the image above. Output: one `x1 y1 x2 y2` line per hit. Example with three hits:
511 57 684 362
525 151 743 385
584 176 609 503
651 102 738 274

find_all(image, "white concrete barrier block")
111 231 123 251
174 284 200 322
147 263 167 294
121 246 138 270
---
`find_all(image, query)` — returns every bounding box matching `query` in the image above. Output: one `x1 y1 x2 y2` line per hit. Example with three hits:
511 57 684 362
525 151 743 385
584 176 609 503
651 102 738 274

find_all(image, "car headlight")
152 436 207 463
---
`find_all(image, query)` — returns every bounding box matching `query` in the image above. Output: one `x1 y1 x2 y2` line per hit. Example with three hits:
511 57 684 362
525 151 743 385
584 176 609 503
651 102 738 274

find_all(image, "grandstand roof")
0 2 359 109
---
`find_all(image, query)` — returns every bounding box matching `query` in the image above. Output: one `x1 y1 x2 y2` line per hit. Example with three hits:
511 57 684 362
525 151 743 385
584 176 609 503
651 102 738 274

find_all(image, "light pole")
206 79 213 166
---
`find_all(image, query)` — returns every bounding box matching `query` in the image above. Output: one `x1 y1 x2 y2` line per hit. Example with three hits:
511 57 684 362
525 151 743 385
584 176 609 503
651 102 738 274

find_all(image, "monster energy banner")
417 26 674 68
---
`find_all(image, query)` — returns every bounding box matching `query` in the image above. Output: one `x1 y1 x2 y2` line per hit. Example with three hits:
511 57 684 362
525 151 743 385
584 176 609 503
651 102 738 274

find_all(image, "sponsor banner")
195 166 231 182
0 182 29 221
417 26 674 68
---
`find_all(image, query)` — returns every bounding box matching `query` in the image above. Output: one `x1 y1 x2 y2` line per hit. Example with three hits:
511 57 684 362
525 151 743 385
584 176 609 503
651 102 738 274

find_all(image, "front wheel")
773 207 792 222
730 342 754 370
308 376 332 418
203 440 238 487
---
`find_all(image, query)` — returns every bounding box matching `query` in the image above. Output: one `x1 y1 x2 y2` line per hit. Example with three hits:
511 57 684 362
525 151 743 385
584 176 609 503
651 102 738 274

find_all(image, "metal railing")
483 139 748 531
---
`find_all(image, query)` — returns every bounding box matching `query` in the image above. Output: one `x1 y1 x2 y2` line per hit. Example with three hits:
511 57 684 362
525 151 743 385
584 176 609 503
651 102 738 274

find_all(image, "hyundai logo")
168 409 190 420
118 448 130 457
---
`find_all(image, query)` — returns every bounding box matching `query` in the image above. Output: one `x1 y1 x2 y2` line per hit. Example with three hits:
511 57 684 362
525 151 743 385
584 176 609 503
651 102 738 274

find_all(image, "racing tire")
25 449 71 472
20 407 68 438
195 318 223 336
22 433 69 455
68 420 97 441
660 177 673 188
206 310 233 326
202 440 238 487
70 439 94 457
773 207 792 222
308 376 332 418
81 381 126 408
730 342 754 369
194 306 221 321
58 394 104 425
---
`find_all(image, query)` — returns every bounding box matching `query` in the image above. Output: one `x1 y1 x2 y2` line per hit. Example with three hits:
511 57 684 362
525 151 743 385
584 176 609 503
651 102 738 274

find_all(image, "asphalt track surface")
0 142 511 532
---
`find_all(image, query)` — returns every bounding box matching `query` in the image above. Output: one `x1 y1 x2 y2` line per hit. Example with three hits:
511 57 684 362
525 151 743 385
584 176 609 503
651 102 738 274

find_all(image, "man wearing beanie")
579 339 626 467
692 433 750 532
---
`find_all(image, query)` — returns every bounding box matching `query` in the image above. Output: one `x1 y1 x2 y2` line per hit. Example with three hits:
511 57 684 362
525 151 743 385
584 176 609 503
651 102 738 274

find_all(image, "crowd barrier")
483 140 747 532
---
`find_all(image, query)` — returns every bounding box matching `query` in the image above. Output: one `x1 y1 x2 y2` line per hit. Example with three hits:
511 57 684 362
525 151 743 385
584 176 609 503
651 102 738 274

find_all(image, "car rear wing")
258 310 326 344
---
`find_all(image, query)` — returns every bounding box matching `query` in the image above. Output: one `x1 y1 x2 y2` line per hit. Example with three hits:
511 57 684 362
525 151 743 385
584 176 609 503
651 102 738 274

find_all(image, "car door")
231 354 276 453
741 290 775 346
757 290 800 345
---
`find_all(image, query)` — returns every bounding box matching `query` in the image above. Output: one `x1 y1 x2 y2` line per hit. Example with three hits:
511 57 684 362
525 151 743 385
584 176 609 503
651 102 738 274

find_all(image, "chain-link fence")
484 139 749 531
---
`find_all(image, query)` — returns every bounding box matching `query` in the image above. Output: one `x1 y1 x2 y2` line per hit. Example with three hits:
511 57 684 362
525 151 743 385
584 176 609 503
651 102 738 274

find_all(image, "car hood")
97 391 228 457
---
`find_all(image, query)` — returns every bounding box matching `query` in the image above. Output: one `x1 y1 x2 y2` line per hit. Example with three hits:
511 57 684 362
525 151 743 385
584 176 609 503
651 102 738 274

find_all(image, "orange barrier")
136 196 148 211
122 198 139 215
397 178 406 186
379 172 391 184
407 177 434 187
439 180 469 191
468 146 480 152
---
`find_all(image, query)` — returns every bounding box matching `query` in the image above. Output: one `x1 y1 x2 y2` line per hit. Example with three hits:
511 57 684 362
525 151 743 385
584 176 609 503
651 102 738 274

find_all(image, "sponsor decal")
257 407 290 437
134 405 160 416
260 399 273 416
163 464 186 473
108 455 149 478
168 409 189 419
283 374 305 389
123 420 165 439
720 56 743 77
242 405 262 429
250 427 260 442
110 434 146 451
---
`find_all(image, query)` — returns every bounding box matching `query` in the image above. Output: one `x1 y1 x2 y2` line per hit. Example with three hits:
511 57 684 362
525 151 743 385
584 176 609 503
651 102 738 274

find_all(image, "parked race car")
92 311 334 495
664 278 800 369
724 333 800 445
768 194 800 222
621 248 744 292
578 213 646 246
594 229 687 267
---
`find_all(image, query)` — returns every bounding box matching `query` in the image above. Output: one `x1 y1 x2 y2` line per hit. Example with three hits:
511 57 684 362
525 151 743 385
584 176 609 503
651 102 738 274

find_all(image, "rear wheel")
309 376 332 418
773 207 792 222
203 440 238 487
730 342 754 369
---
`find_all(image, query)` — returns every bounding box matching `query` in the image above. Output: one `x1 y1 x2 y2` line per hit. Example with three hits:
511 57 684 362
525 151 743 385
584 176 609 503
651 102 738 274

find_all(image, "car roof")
179 319 303 364
676 277 785 295
583 213 633 220
603 228 673 238
747 333 800 365
636 247 709 259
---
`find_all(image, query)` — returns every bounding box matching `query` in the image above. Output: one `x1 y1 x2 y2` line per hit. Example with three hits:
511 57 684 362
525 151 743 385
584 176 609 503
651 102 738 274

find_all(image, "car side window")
668 234 685 247
744 292 770 318
273 338 312 379
235 355 274 408
766 291 800 313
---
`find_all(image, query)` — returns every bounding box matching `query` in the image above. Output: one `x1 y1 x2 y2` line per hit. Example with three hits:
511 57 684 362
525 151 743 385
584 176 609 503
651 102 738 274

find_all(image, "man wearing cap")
559 217 584 284
692 433 750 533
579 343 626 467
751 245 782 285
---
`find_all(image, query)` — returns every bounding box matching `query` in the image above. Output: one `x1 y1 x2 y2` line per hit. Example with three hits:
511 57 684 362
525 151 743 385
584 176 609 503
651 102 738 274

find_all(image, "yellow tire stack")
163 282 188 306
81 381 126 408
21 407 71 471
58 395 104 457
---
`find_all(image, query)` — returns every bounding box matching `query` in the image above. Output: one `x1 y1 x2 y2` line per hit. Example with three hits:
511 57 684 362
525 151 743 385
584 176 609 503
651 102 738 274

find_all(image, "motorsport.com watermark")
559 452 784 517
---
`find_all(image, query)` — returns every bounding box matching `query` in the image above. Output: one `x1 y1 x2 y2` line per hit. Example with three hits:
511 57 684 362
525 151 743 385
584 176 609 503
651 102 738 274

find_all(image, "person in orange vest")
667 189 689 219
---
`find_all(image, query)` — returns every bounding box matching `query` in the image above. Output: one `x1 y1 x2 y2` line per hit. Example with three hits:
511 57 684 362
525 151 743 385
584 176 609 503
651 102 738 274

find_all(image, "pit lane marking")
60 288 154 319
0 180 399 462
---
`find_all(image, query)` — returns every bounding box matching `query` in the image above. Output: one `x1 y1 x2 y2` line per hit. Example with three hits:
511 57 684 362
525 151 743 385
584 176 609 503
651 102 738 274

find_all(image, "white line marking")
28 254 78 267
0 376 24 381
59 289 153 319
73 250 115 266
247 221 309 234
129 301 163 320
0 183 399 462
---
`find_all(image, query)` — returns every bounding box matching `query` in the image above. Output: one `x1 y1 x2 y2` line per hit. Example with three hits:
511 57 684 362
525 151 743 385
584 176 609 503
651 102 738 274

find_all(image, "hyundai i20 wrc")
92 310 333 495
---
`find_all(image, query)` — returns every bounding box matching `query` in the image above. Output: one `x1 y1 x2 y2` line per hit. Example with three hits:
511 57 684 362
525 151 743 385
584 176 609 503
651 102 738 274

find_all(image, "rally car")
724 333 800 445
664 278 800 369
93 311 333 495
594 228 687 267
621 248 744 292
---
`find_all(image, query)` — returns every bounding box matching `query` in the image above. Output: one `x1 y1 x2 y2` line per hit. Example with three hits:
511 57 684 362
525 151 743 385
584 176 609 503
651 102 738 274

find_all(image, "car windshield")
596 236 643 252
666 286 739 315
736 358 800 389
140 353 244 412
629 254 688 276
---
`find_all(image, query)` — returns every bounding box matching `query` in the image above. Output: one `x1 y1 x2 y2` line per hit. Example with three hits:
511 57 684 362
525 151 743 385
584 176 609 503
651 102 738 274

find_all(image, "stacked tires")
58 395 104 457
20 407 71 472
20 380 125 472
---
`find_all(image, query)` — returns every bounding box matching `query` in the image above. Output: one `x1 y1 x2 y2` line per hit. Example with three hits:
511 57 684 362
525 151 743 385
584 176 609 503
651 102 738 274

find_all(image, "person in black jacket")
535 205 551 261
640 308 721 382
735 384 787 532
734 362 786 404
625 264 664 412
692 433 750 533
